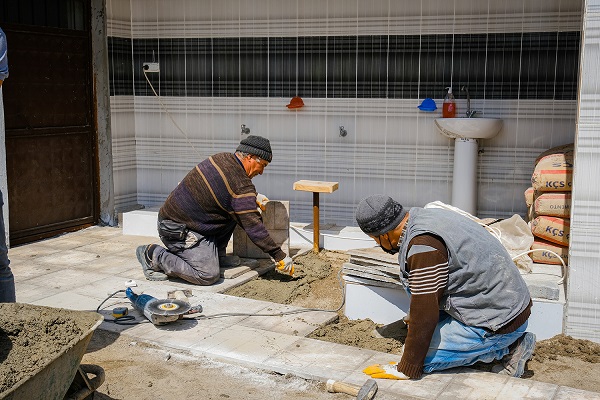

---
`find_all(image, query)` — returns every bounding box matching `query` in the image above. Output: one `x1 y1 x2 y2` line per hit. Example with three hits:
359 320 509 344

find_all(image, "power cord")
96 289 146 325
192 268 346 321
95 251 347 323
143 70 202 158
512 249 567 285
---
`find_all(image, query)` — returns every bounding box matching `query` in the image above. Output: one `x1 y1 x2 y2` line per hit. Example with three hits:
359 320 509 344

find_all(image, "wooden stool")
293 180 339 253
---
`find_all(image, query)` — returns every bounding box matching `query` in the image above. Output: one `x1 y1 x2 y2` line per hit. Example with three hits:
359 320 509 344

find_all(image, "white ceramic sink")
435 118 503 139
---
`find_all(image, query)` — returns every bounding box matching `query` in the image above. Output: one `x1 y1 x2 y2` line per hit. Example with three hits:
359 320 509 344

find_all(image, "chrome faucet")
461 86 477 118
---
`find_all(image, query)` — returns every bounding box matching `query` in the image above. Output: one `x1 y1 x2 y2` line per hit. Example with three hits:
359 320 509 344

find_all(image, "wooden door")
1 1 97 245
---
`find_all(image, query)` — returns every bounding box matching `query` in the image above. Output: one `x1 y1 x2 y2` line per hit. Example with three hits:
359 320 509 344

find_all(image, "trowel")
125 287 191 326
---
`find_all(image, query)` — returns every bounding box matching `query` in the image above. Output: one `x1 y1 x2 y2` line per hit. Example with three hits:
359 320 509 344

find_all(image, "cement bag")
527 204 536 223
424 201 533 272
534 143 574 165
530 238 568 265
531 144 574 192
524 187 535 208
531 215 570 246
534 192 571 218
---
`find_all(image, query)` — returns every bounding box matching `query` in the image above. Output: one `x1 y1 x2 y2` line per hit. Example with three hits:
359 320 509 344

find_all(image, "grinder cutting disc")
146 299 191 316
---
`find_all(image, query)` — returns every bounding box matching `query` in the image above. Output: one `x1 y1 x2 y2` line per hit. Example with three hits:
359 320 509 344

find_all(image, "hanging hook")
339 126 347 137
241 124 250 135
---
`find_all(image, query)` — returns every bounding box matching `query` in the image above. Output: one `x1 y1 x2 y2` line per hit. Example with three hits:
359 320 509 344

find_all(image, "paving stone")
7 244 61 260
496 376 559 399
30 291 105 311
220 258 259 279
221 265 251 279
554 387 600 400
24 268 110 289
436 371 511 400
33 249 105 267
237 305 337 336
10 261 62 283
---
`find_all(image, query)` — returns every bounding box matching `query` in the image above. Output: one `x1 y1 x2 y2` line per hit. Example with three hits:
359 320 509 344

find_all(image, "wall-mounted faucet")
241 124 250 134
461 86 477 118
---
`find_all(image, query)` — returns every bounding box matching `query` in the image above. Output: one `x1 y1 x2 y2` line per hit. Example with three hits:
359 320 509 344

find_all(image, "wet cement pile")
0 303 100 395
533 334 600 363
225 250 335 305
226 250 406 355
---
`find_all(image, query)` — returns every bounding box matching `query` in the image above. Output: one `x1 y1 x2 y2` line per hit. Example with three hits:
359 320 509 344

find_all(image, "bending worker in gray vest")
136 135 294 285
356 195 535 380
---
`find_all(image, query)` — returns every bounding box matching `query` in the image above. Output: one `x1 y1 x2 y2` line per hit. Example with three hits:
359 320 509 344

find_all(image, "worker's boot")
219 255 241 268
136 244 168 281
492 332 536 378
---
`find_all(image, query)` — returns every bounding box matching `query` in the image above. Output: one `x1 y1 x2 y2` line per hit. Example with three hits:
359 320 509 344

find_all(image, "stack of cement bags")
524 143 573 266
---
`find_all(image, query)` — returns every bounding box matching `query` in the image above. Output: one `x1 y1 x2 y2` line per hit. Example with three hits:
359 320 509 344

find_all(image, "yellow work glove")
256 193 269 212
363 362 410 380
276 256 294 276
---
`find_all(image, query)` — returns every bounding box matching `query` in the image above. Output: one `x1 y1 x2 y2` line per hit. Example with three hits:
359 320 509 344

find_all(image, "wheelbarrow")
0 303 104 400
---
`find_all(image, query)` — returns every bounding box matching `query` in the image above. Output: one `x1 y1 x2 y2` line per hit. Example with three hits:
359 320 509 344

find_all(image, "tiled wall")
107 0 580 226
567 0 600 344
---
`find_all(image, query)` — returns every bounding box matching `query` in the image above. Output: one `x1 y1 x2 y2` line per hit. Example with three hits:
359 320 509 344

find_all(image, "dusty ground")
81 330 367 400
227 250 600 393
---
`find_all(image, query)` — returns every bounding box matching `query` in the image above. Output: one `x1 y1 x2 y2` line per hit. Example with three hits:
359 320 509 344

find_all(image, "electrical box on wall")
143 62 160 73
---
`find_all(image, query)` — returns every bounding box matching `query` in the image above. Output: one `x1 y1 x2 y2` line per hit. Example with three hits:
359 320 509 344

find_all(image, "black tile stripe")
108 32 579 100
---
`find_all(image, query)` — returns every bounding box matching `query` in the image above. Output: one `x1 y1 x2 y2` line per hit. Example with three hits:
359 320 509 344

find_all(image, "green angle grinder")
125 287 191 325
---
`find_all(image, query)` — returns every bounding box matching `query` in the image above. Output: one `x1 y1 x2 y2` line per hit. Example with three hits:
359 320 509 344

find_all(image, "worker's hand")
256 193 269 212
363 363 410 380
276 256 294 276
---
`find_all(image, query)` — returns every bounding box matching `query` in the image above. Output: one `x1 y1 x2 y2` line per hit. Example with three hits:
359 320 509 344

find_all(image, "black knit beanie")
236 135 273 162
355 195 407 236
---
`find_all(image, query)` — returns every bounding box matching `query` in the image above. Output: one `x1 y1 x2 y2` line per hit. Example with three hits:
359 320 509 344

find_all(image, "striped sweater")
159 152 286 261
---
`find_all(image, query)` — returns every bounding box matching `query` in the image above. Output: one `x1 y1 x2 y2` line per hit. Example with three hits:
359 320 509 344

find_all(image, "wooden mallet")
326 379 378 400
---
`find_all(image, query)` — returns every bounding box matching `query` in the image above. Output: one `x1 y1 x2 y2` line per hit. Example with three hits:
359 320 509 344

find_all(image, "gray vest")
398 207 531 332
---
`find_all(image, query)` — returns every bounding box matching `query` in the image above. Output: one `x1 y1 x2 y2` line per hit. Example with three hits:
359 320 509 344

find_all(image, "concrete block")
233 200 290 259
262 201 276 229
273 201 290 230
528 283 560 301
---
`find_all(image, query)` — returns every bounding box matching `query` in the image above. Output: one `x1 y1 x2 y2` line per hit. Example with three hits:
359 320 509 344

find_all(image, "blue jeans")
0 190 15 302
423 312 527 373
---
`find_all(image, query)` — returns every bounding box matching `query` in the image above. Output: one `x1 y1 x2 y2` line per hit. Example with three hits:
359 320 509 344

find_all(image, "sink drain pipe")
451 137 479 215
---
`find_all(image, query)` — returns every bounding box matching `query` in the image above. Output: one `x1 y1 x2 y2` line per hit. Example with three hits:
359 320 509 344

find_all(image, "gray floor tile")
32 249 106 267
554 387 600 399
10 260 63 282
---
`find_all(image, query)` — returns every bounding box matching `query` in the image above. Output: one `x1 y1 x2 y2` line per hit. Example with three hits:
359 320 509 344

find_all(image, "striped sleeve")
397 234 449 379
407 246 449 295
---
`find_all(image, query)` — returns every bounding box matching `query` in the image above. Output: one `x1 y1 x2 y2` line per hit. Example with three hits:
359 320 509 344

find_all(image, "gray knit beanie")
355 195 407 236
236 135 273 162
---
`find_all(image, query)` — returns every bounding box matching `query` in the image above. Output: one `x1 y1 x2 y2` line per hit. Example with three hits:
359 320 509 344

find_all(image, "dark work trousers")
153 220 236 285
0 190 15 302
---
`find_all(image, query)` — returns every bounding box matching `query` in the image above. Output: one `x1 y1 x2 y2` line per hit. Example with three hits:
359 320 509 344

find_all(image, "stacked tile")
526 143 573 266
343 247 404 289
